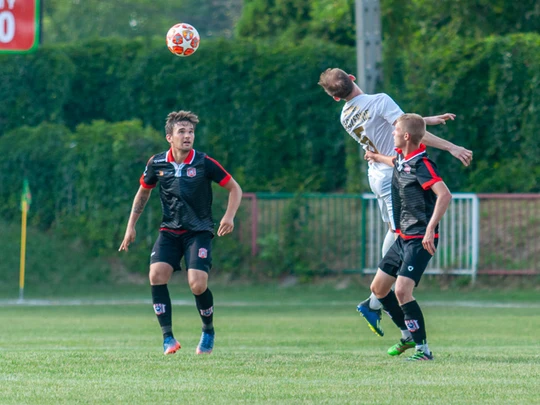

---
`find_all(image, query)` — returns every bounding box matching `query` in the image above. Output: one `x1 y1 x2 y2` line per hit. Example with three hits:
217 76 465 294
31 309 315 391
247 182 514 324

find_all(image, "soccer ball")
166 23 200 57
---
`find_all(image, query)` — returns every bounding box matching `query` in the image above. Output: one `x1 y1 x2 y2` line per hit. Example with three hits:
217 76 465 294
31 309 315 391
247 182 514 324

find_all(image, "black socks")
401 300 427 345
378 290 407 331
194 288 214 334
151 284 173 338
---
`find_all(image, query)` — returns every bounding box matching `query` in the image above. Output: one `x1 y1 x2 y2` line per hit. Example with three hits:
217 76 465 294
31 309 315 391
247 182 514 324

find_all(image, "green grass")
1 287 539 404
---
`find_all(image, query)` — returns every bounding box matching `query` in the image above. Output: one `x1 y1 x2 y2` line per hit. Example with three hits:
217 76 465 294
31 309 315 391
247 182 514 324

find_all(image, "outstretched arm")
364 151 395 168
217 178 243 237
423 113 455 126
118 186 152 251
423 131 473 167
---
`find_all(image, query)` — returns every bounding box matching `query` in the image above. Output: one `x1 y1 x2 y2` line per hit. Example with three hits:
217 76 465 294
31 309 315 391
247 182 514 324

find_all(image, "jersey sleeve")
380 93 404 126
416 157 443 190
204 156 232 186
139 156 158 189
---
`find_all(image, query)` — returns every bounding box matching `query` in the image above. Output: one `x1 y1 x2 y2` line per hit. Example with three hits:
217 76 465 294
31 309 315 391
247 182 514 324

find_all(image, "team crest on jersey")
153 303 166 315
158 170 164 176
198 248 208 258
405 319 420 332
403 164 411 174
199 306 214 317
187 167 196 177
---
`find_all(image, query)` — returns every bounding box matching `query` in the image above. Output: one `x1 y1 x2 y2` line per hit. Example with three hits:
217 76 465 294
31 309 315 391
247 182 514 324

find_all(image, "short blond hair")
396 113 426 143
318 68 354 99
165 111 199 135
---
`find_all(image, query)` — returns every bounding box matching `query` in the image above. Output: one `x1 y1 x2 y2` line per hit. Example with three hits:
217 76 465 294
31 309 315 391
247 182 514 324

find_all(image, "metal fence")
362 193 479 280
235 192 540 277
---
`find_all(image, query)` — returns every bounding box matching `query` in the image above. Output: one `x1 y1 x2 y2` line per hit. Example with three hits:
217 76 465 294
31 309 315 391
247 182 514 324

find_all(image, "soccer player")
119 110 242 355
318 68 471 337
364 113 452 360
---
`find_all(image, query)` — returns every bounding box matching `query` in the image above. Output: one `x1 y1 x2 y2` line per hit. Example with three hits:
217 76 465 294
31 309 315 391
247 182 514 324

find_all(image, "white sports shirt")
340 93 404 173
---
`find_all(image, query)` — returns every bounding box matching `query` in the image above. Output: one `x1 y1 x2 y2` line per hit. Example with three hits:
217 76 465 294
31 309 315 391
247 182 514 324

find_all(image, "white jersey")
340 93 404 173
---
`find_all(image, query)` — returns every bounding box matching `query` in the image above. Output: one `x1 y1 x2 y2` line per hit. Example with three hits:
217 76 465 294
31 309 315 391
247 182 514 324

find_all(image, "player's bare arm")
364 150 395 168
423 113 456 126
422 131 473 167
423 181 452 255
118 186 152 251
217 178 243 237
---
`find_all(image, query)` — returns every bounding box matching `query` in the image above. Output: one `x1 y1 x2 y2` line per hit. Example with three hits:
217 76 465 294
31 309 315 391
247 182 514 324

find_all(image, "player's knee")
370 283 386 298
189 280 207 295
149 264 171 285
394 287 412 305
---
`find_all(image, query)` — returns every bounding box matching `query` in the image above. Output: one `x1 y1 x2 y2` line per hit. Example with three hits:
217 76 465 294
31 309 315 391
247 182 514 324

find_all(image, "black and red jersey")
140 148 231 233
391 144 443 239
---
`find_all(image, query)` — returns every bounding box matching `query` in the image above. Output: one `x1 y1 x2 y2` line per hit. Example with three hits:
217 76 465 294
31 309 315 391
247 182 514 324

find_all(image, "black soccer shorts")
150 230 213 272
378 237 438 286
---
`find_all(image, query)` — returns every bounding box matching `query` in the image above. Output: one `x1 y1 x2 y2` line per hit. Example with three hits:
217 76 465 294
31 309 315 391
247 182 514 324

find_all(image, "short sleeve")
417 157 443 190
139 156 158 189
380 93 404 126
204 156 231 186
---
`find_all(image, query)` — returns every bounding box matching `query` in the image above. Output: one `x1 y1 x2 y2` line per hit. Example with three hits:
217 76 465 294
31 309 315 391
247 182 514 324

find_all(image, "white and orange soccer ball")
166 23 200 57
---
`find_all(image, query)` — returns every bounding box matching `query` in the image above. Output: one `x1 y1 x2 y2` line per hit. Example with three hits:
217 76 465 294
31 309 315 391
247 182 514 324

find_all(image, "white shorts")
368 166 395 230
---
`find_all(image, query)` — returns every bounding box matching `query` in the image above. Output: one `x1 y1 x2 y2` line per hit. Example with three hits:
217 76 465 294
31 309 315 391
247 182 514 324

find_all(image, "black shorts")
378 237 438 286
150 230 213 272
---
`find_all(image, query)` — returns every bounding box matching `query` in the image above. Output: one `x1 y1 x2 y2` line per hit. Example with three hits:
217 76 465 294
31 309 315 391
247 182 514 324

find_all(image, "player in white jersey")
319 68 472 337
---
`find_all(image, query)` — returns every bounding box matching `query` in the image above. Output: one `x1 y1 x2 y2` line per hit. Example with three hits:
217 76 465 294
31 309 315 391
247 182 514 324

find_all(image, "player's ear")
333 96 341 102
348 74 356 81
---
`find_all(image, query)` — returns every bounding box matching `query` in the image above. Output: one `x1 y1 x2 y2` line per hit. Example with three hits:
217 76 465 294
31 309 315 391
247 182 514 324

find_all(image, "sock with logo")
151 284 173 339
378 290 407 332
194 288 214 334
401 300 428 350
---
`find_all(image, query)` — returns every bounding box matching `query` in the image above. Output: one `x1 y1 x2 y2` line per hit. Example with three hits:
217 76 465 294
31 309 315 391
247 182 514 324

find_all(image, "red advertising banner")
0 0 40 53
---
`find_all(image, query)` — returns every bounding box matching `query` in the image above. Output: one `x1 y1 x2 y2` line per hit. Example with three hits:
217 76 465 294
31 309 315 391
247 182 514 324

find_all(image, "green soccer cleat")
387 338 415 356
406 350 434 361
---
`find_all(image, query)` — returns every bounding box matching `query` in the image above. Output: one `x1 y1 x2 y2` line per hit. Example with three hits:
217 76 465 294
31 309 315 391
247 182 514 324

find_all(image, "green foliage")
0 220 111 287
42 0 243 43
390 33 540 192
1 36 354 192
0 123 73 229
257 194 321 278
0 48 75 133
236 0 355 45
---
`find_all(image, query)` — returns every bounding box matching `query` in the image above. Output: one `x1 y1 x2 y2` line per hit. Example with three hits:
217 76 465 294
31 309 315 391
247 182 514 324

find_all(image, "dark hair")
165 111 199 135
318 68 355 99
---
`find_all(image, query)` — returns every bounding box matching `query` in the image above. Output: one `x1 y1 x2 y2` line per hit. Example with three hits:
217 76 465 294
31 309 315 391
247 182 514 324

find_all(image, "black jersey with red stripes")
140 148 231 233
391 144 443 239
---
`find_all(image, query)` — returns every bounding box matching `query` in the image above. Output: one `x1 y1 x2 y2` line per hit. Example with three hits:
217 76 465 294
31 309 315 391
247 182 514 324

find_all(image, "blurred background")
0 0 539 293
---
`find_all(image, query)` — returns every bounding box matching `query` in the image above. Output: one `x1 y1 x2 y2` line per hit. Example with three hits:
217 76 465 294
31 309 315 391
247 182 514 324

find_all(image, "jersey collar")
166 148 196 164
395 143 426 162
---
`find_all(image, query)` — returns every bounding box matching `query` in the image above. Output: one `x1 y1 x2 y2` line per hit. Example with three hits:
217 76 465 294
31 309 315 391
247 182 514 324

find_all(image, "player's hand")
422 230 436 255
119 228 136 251
217 216 234 237
424 113 456 126
364 150 377 163
449 145 473 167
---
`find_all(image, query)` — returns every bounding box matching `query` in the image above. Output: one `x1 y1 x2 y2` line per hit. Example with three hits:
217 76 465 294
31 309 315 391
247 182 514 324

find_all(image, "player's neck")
345 85 363 101
172 148 190 163
402 143 421 157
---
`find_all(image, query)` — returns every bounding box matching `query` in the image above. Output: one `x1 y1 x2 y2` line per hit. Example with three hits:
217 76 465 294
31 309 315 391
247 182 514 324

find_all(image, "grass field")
1 284 539 404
